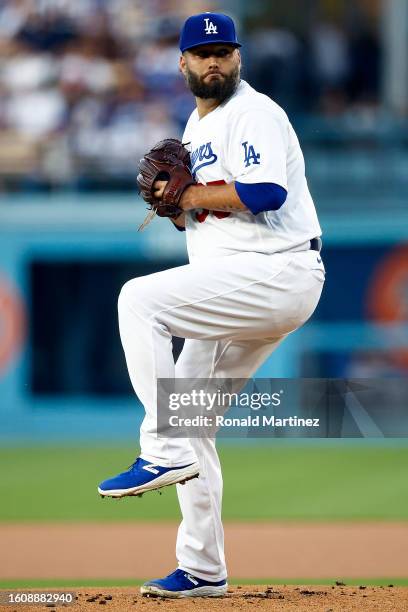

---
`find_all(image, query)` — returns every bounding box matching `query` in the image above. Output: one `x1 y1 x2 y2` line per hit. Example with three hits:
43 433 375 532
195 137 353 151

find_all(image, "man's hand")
153 180 167 200
154 180 195 210
152 180 186 229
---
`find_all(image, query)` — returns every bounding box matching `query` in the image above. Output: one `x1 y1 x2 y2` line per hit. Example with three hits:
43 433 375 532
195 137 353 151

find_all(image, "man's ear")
179 54 186 74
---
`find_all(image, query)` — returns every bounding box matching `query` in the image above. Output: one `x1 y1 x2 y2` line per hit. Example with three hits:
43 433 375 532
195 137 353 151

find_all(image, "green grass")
1 445 408 521
1 578 408 588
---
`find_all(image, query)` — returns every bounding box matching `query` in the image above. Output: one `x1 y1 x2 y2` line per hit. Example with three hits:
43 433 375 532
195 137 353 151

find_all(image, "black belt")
310 237 322 252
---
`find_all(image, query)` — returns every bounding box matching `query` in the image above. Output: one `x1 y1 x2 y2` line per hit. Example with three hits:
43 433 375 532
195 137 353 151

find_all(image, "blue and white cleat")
98 457 199 498
140 569 228 598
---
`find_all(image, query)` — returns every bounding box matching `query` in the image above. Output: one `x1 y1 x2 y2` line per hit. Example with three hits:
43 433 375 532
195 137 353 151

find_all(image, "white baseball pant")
117 248 325 581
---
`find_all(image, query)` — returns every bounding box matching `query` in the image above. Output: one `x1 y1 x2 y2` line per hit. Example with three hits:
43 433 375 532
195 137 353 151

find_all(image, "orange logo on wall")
0 277 26 375
366 245 408 368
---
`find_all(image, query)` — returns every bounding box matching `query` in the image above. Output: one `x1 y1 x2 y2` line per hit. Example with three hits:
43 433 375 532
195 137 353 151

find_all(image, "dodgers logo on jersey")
191 142 217 176
204 18 218 35
242 141 261 167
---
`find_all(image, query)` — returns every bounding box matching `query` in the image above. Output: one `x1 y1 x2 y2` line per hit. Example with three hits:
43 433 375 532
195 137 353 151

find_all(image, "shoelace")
168 570 191 585
126 457 141 471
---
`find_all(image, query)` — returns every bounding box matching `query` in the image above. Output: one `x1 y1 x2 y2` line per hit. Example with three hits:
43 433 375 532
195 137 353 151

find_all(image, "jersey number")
196 210 231 223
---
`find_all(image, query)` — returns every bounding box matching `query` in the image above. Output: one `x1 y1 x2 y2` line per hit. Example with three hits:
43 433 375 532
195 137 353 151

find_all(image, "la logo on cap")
204 17 218 35
179 12 241 52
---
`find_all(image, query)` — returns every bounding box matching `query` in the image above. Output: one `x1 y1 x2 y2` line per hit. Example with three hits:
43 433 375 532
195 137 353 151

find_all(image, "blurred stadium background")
0 0 408 585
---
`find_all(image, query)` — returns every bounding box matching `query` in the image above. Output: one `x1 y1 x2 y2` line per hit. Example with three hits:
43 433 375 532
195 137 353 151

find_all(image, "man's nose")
208 56 219 68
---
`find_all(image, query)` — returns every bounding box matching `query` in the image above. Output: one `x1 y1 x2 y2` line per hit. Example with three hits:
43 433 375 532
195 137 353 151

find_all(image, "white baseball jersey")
182 79 322 260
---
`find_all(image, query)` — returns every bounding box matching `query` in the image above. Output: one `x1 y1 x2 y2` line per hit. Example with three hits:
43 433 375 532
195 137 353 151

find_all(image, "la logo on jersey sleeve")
242 141 261 167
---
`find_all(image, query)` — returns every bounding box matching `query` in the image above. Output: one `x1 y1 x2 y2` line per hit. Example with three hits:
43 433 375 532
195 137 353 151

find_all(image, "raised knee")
118 278 144 312
118 276 159 319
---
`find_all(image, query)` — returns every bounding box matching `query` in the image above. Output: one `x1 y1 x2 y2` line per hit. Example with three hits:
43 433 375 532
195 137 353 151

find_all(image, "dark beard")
185 65 240 102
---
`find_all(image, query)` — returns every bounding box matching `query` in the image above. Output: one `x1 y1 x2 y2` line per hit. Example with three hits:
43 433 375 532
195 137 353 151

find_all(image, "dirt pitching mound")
3 522 408 581
1 585 406 612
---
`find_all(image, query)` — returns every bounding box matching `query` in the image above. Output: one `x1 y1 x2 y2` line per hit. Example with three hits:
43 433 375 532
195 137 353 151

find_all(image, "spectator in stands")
0 0 386 193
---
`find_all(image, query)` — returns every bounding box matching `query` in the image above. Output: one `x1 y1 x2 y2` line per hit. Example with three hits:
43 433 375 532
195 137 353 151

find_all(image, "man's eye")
195 49 231 59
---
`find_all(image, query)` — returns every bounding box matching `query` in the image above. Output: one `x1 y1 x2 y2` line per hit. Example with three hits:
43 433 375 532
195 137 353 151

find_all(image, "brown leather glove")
137 138 195 229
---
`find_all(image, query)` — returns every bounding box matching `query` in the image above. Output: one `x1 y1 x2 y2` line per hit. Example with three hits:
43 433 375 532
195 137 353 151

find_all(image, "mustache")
203 70 224 78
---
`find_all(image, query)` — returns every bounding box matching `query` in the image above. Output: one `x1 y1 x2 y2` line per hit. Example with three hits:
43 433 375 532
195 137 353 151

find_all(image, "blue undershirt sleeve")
235 181 287 215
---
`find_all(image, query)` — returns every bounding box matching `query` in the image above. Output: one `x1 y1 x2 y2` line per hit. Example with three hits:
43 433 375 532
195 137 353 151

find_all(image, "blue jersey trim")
235 181 287 214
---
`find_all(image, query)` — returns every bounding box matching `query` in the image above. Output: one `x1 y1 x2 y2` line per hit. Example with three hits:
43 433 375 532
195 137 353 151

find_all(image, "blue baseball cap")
180 12 241 53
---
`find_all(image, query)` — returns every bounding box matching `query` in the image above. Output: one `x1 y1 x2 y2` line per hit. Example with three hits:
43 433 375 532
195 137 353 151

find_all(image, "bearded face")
184 63 240 102
181 46 241 103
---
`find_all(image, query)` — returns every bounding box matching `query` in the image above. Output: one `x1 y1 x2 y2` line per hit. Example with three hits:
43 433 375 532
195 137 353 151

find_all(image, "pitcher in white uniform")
98 12 325 598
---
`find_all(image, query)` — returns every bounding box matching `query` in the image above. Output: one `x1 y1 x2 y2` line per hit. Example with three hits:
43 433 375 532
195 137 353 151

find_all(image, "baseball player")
98 12 325 598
